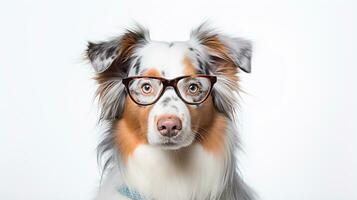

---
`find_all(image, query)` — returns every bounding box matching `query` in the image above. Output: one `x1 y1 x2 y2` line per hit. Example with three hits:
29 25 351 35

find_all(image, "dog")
85 23 255 200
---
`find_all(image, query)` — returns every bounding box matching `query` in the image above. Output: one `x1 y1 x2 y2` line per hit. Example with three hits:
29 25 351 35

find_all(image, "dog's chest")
123 144 226 200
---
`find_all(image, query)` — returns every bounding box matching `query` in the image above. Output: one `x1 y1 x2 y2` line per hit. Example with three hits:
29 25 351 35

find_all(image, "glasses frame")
122 75 217 106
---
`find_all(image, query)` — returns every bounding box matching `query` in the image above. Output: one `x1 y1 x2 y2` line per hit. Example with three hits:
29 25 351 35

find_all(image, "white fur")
124 144 225 200
95 120 243 200
147 89 194 150
96 136 233 200
131 42 190 79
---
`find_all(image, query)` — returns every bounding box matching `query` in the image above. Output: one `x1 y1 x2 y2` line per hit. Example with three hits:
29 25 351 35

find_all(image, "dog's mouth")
153 134 194 150
159 137 178 146
154 137 184 149
162 140 177 146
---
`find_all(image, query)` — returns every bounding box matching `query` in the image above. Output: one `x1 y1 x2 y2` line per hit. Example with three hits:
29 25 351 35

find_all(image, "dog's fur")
86 23 255 200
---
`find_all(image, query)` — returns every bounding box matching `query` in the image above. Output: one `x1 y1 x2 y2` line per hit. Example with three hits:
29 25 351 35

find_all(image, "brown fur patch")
201 35 240 85
118 30 147 63
114 97 150 162
189 97 226 154
143 68 162 77
183 56 197 75
114 68 162 162
197 114 227 153
182 57 226 154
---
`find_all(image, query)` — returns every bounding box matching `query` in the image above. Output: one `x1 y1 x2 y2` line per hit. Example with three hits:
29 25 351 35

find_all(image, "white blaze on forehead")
128 42 198 150
130 41 191 78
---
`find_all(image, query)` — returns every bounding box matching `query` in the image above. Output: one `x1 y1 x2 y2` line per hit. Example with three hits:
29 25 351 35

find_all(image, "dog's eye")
141 83 152 94
188 83 199 94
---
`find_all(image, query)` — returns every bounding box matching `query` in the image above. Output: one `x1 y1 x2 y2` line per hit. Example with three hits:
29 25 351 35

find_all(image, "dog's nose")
157 115 182 137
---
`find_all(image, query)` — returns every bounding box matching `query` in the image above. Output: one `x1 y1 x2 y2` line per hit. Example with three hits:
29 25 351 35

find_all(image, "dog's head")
86 23 252 159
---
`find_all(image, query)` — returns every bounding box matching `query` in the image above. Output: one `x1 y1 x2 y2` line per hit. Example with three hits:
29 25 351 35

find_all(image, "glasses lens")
127 78 163 105
177 77 212 104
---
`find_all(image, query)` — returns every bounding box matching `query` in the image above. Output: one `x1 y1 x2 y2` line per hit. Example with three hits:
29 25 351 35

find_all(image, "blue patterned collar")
118 185 146 200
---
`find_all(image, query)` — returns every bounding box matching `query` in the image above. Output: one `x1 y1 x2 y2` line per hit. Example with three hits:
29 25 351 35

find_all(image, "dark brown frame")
122 75 217 106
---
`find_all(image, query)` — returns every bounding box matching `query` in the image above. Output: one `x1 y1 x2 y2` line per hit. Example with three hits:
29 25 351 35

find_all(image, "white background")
1 0 356 199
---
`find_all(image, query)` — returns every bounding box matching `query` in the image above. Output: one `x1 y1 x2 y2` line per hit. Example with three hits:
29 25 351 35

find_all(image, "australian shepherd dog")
85 23 255 200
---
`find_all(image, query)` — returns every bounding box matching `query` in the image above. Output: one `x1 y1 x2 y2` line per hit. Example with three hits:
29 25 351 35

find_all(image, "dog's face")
86 24 252 159
123 42 218 150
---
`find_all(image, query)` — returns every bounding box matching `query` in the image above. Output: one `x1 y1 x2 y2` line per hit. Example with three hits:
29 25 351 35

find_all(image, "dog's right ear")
86 26 150 74
86 39 121 73
85 26 150 121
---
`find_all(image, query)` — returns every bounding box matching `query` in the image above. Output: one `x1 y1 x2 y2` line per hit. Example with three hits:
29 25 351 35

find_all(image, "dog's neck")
95 119 247 200
119 137 232 200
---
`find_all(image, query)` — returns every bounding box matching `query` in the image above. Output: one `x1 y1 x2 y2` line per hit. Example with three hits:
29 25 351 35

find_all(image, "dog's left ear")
217 36 252 73
190 23 252 73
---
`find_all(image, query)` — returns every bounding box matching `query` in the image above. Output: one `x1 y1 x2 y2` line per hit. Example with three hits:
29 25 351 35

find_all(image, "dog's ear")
190 23 252 73
217 36 252 73
190 23 252 120
85 25 150 121
86 26 150 74
86 39 120 73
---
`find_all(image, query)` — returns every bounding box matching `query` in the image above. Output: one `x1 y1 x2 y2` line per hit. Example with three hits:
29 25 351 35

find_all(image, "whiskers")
192 126 210 142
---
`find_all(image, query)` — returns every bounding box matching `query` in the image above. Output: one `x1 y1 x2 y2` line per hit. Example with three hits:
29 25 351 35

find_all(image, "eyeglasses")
122 75 217 106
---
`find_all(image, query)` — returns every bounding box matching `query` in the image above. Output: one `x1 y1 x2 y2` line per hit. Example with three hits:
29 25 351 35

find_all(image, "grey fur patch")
211 76 240 120
161 97 172 106
96 121 115 180
97 80 127 120
87 39 121 73
219 36 253 73
170 105 178 112
134 58 141 75
217 122 257 200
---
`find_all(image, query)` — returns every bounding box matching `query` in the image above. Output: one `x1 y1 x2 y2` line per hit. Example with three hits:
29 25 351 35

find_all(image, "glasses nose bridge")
166 78 177 86
162 78 177 90
160 78 179 98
